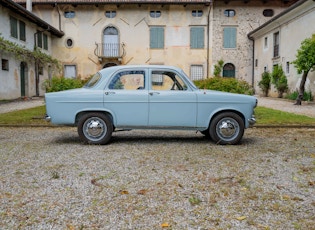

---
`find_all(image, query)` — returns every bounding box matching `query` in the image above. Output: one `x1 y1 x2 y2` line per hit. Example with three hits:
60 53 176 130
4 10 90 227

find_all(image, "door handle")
149 92 160 96
105 91 115 95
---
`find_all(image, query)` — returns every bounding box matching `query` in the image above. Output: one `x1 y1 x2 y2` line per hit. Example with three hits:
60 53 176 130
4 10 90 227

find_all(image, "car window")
151 71 187 91
84 72 101 88
108 71 145 90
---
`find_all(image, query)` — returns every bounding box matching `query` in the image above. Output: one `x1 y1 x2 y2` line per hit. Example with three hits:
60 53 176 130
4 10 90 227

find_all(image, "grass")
0 106 48 125
255 106 315 125
0 105 314 126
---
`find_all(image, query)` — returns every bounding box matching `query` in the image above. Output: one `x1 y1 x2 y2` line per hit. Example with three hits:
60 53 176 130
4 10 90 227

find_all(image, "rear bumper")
45 114 51 122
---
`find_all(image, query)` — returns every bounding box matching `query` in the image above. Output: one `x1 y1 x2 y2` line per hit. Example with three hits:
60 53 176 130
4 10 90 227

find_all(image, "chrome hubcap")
83 117 107 141
217 118 239 141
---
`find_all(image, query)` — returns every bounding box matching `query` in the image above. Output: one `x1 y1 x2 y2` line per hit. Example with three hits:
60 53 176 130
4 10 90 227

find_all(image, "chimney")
26 0 32 12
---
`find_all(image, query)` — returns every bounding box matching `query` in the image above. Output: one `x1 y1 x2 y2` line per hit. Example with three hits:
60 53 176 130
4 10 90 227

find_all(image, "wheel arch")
75 110 115 127
209 109 245 128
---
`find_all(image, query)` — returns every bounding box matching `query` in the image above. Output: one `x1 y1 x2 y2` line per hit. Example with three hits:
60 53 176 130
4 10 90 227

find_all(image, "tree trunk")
294 70 309 105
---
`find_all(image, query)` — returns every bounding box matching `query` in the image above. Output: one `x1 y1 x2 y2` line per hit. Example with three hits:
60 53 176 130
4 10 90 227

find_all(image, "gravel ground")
0 127 314 229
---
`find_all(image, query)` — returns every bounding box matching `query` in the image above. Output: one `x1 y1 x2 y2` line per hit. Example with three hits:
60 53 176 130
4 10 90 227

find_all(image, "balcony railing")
94 43 125 59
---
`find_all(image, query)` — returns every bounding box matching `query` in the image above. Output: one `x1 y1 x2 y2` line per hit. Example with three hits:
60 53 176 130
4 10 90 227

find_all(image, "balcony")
94 43 126 60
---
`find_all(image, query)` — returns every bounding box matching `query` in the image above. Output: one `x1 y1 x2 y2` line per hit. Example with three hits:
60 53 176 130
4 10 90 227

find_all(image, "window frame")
2 59 9 71
150 11 161 18
224 9 236 17
190 65 204 81
273 31 280 58
192 10 203 17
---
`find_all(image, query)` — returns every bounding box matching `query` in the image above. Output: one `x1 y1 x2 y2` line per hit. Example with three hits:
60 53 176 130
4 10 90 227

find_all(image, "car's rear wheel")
209 112 244 145
78 113 113 145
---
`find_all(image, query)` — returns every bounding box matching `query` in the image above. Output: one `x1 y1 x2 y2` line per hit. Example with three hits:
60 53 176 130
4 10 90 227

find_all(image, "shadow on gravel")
51 130 258 146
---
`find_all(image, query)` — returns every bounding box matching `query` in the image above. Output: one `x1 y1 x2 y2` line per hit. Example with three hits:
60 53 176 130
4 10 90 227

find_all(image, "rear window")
84 73 101 88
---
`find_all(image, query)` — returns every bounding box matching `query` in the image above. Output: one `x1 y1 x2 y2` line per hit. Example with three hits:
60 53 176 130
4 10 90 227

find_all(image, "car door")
148 69 197 127
103 69 149 127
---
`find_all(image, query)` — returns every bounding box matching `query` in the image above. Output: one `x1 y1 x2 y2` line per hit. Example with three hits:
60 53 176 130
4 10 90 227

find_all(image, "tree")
292 34 315 105
258 71 271 97
271 65 288 98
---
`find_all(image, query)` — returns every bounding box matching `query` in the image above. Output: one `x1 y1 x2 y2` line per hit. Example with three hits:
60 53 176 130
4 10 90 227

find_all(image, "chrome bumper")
45 114 51 122
248 116 256 127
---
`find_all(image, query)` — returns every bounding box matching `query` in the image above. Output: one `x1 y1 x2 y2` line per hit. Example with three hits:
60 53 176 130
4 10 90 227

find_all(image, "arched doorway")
103 26 119 57
20 62 28 97
223 63 235 78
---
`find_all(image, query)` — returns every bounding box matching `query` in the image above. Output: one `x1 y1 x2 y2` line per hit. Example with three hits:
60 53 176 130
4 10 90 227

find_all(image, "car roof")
98 65 183 75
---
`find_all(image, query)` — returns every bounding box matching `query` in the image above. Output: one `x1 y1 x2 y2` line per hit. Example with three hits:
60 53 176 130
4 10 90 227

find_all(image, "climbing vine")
0 35 60 69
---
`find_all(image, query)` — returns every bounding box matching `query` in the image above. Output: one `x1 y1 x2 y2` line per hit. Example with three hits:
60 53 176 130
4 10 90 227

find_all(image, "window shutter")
10 16 18 38
43 34 48 50
190 27 204 49
223 27 236 48
19 21 26 41
150 27 164 49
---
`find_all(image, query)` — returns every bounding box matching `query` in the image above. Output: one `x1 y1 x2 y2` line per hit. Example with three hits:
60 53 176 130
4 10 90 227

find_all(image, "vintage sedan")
45 65 257 145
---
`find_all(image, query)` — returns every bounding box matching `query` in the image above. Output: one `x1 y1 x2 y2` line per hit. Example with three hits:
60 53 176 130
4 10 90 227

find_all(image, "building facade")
248 0 315 97
1 0 305 100
0 0 63 99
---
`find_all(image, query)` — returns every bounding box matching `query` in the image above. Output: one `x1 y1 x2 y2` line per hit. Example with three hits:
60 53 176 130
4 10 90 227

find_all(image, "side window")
108 71 145 90
151 71 187 91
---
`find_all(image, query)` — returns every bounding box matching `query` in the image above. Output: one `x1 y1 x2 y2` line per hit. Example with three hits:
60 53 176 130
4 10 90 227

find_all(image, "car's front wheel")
209 112 244 145
78 113 113 145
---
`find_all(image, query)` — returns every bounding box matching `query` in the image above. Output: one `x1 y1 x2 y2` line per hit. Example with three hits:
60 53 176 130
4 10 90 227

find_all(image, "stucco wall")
33 4 210 79
0 5 54 100
252 1 315 97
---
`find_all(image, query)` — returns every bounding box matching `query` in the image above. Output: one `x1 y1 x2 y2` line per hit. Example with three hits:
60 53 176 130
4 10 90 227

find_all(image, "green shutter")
190 27 204 49
43 34 48 50
10 16 18 38
37 32 42 48
223 27 236 48
150 27 164 49
19 21 26 41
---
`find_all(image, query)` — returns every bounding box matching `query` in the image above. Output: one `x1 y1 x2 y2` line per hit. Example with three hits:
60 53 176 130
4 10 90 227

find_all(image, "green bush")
44 77 85 92
258 71 271 97
271 65 288 98
285 90 313 101
194 77 254 95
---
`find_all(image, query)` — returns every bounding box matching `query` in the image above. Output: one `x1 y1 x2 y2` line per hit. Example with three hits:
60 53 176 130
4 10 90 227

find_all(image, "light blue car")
45 65 257 145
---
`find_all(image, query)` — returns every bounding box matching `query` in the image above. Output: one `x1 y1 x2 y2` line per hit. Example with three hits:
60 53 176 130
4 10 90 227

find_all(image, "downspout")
248 35 255 89
55 3 62 31
206 1 213 78
34 31 39 96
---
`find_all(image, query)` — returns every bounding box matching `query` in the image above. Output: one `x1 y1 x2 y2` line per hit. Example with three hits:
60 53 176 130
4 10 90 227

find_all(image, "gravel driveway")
0 127 314 229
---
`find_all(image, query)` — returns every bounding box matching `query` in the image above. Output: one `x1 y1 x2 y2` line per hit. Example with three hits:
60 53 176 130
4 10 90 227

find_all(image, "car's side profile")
45 65 257 145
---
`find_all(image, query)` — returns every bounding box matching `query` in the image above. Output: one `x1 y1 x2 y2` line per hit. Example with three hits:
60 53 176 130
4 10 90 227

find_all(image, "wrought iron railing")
94 43 125 58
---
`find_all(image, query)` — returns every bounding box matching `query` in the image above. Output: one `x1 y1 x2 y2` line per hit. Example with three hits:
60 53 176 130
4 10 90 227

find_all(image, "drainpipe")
34 31 39 96
55 3 62 31
206 1 213 78
248 35 255 89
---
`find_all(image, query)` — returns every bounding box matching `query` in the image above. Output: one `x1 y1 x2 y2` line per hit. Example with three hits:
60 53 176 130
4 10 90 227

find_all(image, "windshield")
84 72 101 88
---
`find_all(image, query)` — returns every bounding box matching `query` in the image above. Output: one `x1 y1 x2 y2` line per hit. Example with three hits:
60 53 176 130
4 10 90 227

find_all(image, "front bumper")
248 116 256 127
